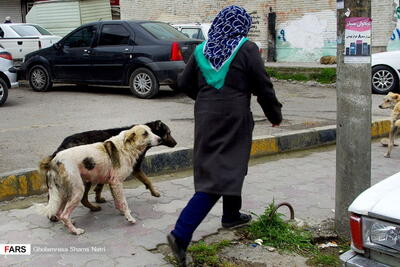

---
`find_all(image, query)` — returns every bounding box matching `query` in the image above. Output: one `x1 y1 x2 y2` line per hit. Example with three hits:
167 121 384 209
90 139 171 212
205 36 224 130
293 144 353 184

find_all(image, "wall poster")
344 17 372 64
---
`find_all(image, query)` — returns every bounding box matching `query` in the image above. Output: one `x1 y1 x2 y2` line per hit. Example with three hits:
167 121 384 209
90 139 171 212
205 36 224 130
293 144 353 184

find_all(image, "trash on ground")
318 241 338 249
266 246 276 252
254 239 263 246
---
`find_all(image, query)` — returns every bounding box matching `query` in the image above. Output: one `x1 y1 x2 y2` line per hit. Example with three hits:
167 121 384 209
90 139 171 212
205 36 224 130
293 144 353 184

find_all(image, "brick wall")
373 0 396 52
121 0 396 62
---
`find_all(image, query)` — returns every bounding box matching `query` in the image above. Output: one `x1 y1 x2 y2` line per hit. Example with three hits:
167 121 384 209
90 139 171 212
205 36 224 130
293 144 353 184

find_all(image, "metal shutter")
0 0 22 23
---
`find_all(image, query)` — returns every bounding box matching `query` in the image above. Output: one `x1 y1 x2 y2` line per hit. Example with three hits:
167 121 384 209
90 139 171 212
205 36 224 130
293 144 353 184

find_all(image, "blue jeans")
171 192 242 249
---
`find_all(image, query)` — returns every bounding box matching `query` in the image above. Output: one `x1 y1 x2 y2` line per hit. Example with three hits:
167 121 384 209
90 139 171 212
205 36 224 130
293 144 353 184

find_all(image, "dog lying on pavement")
41 120 176 216
38 125 162 235
379 92 400 157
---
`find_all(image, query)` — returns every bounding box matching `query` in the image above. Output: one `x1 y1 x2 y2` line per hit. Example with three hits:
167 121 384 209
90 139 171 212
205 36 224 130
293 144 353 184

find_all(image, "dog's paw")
49 215 59 222
384 153 391 158
151 191 161 197
73 228 85 235
126 215 136 224
90 206 102 212
96 197 106 203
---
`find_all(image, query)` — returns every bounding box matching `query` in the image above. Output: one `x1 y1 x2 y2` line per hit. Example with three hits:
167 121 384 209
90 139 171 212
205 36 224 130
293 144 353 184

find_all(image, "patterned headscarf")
204 6 252 70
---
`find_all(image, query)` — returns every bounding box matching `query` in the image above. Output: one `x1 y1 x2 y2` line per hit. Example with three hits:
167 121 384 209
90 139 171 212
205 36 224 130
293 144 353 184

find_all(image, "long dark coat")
178 41 282 196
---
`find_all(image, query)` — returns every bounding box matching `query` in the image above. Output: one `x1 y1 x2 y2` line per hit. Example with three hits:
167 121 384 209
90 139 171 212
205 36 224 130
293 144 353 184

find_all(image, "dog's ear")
124 131 136 144
394 94 400 100
154 120 162 130
104 141 120 168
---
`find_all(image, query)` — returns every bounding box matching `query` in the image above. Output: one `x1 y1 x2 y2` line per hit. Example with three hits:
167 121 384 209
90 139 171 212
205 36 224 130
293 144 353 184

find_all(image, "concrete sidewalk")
1 141 400 266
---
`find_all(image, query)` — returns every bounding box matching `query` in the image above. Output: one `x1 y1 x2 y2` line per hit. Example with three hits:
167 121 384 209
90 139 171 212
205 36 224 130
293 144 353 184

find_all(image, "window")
140 22 188 40
32 25 52 35
10 25 51 37
64 26 96 48
99 24 130 46
0 27 4 38
180 28 205 40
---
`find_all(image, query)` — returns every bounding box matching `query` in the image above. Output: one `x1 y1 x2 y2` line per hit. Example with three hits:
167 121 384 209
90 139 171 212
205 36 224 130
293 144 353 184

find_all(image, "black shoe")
222 213 252 228
167 233 187 267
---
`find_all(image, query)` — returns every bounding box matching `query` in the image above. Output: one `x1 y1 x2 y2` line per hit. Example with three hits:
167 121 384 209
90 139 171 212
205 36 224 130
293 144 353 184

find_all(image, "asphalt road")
0 81 389 173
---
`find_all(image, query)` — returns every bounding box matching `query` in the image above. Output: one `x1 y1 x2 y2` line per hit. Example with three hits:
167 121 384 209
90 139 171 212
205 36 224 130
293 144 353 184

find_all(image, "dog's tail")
39 156 54 189
36 157 63 221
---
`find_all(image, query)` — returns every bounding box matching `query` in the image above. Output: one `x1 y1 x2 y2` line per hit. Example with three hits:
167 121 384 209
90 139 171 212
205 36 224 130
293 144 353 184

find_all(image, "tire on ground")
28 65 53 92
0 77 8 106
129 68 159 99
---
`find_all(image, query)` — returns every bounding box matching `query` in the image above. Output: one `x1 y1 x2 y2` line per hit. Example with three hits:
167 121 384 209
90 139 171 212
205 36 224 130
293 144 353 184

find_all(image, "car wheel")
372 66 399 94
129 68 159 99
29 65 53 92
0 78 8 106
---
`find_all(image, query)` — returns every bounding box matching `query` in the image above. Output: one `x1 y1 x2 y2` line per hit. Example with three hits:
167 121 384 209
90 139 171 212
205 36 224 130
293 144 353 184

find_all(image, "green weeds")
266 68 336 84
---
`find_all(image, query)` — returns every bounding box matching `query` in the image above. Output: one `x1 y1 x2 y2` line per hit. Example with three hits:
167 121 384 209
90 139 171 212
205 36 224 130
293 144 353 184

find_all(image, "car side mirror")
54 42 62 50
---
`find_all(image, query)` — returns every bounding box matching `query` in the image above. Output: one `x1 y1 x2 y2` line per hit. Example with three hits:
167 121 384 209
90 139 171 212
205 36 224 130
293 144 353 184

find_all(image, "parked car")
340 171 400 266
172 23 211 40
0 23 61 62
0 44 18 106
172 22 263 54
372 51 400 94
14 20 200 99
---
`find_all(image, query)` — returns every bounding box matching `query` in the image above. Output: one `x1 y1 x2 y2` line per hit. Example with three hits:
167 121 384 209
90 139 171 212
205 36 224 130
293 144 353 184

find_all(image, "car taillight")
171 42 184 61
350 213 364 252
0 52 12 61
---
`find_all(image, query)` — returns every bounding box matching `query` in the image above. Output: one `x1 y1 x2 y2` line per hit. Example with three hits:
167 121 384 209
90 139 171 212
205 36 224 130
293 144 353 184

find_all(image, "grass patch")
245 202 343 266
246 202 315 254
187 240 233 267
266 67 336 84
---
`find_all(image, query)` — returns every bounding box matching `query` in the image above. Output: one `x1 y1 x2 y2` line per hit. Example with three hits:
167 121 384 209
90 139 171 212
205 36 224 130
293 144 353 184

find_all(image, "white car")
340 171 400 266
172 23 211 40
172 22 263 54
0 44 18 105
0 23 61 61
372 51 400 94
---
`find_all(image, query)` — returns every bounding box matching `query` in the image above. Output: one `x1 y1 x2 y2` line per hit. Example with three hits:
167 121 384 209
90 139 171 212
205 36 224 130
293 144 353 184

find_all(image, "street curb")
0 119 391 202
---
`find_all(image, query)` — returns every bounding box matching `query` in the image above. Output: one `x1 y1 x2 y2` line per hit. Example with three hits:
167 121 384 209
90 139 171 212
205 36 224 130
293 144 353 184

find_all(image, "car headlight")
370 222 400 250
363 216 400 253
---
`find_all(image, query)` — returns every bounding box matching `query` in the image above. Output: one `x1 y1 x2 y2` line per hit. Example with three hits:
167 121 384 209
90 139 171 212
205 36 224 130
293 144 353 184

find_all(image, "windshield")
11 25 52 37
140 22 189 40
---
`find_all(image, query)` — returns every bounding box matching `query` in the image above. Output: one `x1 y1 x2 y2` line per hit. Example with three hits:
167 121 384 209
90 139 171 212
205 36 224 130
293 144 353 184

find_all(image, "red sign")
110 0 119 5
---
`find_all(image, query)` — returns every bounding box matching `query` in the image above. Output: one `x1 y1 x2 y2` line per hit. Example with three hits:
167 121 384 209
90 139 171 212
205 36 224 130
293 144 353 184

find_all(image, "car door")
91 23 133 84
52 25 97 81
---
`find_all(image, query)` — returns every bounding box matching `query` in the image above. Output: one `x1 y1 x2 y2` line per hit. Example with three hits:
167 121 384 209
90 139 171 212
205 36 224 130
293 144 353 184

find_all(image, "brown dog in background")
379 92 400 157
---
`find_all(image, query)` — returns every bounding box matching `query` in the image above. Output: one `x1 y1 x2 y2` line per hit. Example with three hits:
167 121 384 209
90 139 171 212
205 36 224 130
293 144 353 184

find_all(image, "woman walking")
168 5 282 266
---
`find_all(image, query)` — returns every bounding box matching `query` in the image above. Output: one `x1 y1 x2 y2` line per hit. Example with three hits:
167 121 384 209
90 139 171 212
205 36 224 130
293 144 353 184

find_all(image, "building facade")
121 0 397 62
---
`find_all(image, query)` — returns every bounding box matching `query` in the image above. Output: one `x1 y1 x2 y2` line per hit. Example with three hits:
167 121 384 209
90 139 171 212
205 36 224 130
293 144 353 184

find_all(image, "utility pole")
336 0 372 238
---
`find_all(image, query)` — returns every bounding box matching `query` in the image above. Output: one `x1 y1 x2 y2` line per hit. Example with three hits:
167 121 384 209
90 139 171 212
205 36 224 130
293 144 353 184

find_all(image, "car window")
99 24 130 46
64 26 96 48
180 28 204 40
0 27 4 38
140 22 188 40
31 25 52 35
10 25 45 36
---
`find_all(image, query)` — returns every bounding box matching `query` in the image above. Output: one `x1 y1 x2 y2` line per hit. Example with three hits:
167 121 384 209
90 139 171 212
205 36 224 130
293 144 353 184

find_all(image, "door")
52 25 96 81
91 23 132 84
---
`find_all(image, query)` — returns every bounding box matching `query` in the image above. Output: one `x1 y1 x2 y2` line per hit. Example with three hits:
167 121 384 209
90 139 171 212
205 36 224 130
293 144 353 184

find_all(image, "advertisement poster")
344 17 372 64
